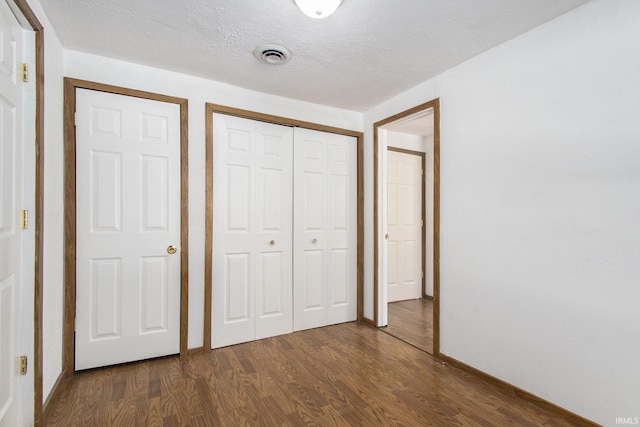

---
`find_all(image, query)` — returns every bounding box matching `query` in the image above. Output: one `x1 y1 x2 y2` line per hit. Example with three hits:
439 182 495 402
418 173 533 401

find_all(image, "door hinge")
20 210 28 229
20 356 28 375
22 63 28 83
421 219 423 227
421 168 424 176
74 112 77 126
421 271 424 279
74 318 77 332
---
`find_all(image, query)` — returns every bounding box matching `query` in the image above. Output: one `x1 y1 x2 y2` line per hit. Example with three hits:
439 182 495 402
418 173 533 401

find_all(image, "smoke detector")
254 44 292 65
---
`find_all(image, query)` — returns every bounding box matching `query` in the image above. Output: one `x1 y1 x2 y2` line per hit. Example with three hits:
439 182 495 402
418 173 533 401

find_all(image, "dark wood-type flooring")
45 322 578 426
383 298 433 353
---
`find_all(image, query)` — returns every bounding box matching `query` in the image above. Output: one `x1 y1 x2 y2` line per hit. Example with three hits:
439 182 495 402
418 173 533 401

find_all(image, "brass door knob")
167 245 177 254
312 238 317 244
270 240 275 245
385 234 389 240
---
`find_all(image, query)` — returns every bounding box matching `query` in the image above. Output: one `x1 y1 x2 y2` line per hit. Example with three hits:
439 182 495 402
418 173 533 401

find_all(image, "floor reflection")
382 298 433 353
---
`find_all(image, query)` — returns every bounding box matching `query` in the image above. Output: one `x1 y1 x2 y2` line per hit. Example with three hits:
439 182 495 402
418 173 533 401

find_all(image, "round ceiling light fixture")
254 44 292 65
293 0 343 19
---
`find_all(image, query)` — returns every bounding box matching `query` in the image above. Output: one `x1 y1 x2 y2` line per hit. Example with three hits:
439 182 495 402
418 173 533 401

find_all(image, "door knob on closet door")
270 240 275 245
167 245 177 254
312 238 317 244
385 234 389 240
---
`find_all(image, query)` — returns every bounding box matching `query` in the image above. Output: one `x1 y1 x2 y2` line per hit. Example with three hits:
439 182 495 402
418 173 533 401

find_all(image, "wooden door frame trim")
63 78 189 375
386 146 427 298
10 1 44 424
373 99 440 355
204 103 365 351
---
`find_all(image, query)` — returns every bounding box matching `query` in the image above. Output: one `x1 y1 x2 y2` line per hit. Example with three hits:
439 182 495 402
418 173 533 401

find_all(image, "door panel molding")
63 78 189 374
373 99 440 355
204 103 365 351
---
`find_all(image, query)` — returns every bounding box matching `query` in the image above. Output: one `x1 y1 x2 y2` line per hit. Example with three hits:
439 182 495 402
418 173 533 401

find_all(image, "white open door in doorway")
0 1 28 423
386 149 423 302
74 89 182 370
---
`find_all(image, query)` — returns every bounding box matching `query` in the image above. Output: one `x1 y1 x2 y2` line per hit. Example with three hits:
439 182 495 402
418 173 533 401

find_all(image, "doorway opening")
373 99 440 355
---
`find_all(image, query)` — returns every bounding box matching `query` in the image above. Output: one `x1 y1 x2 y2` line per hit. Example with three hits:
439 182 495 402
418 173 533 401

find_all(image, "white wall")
62 51 363 352
365 0 640 424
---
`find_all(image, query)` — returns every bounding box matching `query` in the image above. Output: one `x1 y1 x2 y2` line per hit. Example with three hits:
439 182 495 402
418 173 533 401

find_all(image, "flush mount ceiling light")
293 0 343 19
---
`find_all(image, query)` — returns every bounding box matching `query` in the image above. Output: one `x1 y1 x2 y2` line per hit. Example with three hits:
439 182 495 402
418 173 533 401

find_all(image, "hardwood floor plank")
44 322 590 426
108 398 137 427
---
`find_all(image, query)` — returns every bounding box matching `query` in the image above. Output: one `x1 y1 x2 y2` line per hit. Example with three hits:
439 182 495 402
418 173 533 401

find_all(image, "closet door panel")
326 134 357 324
254 122 293 340
212 116 255 347
293 131 327 330
293 129 356 331
212 115 293 348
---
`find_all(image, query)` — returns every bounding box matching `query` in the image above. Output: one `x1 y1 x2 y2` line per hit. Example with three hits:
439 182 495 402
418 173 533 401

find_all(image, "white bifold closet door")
211 115 357 348
212 114 294 348
293 128 357 331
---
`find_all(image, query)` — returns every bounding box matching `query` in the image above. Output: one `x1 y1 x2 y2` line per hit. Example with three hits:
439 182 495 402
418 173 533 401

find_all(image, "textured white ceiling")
41 0 590 111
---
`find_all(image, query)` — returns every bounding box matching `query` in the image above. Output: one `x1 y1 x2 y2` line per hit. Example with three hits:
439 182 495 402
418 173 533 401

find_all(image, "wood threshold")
187 347 205 356
360 318 377 327
438 354 599 427
204 103 368 352
63 78 189 375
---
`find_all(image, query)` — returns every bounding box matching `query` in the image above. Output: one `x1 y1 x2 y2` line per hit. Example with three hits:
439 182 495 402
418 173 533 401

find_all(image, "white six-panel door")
0 1 25 423
212 114 293 348
387 150 423 302
75 89 181 370
293 128 357 331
